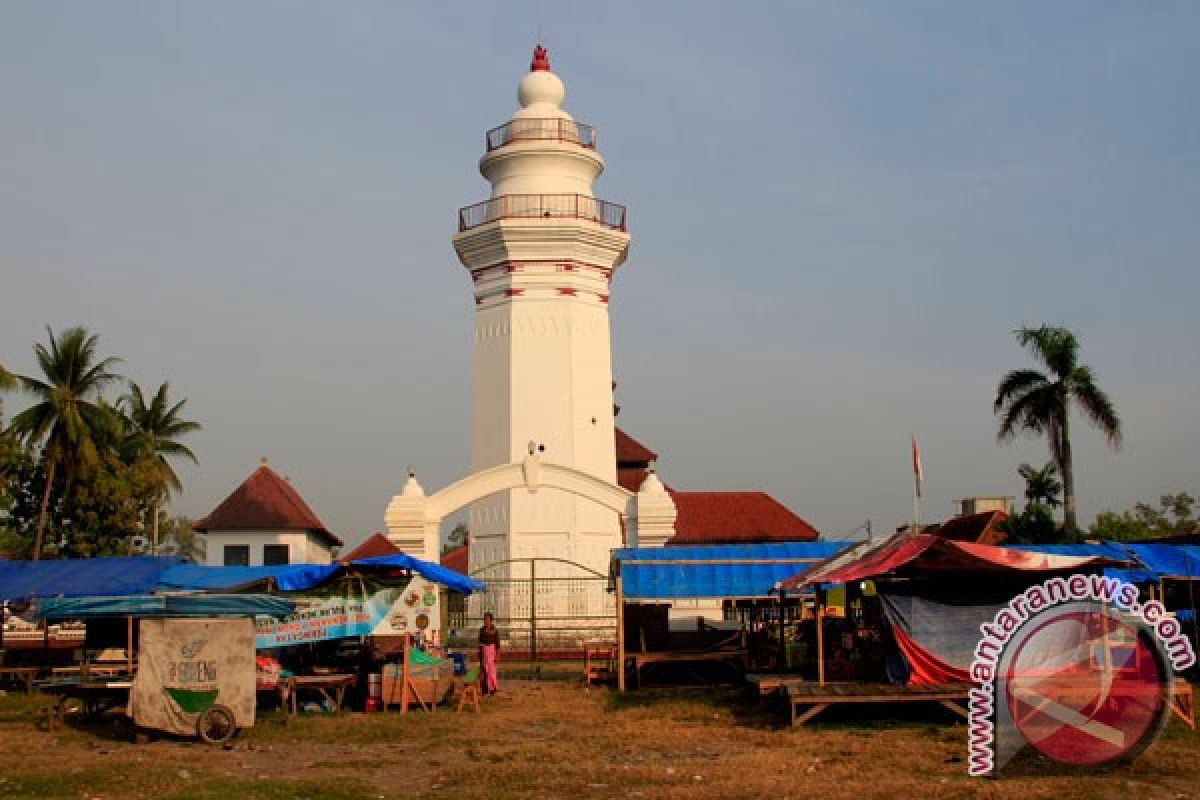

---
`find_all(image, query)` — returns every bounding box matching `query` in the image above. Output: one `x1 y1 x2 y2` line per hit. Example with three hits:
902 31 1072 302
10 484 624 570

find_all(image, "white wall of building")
200 529 334 566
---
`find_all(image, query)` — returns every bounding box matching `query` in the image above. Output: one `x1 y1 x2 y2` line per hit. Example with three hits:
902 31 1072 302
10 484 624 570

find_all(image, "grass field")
0 678 1195 800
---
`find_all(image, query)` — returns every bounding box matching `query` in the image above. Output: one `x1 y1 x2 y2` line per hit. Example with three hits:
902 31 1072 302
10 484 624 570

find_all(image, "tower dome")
517 45 567 117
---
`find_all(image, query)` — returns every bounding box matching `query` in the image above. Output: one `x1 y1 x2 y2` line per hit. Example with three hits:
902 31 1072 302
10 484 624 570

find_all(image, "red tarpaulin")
776 533 1124 591
889 620 971 685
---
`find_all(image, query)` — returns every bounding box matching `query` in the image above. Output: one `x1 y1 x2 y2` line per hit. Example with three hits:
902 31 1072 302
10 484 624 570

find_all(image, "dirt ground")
0 679 1196 800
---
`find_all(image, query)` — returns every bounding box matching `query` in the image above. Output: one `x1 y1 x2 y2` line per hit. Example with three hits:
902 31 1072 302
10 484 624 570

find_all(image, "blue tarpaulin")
349 553 486 595
155 563 341 593
0 556 186 601
156 554 485 596
32 593 296 620
612 542 850 600
1004 541 1200 584
1118 544 1200 579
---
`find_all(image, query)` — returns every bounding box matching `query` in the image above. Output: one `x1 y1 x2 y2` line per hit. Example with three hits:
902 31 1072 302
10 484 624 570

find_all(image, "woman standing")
478 612 500 695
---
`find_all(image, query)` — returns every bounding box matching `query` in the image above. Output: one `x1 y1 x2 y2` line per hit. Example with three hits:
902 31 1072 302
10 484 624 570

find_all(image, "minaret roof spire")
530 43 551 72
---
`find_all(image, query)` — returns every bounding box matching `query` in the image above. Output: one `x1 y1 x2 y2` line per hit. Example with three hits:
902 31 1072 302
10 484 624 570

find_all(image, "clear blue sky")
2 2 1197 546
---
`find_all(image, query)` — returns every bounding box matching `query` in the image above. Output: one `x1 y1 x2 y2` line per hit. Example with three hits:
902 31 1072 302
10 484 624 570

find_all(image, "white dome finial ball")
518 70 565 110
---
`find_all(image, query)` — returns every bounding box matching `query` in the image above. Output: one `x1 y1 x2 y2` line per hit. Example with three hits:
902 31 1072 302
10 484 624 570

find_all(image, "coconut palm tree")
994 325 1121 533
121 381 200 553
8 326 122 559
0 364 15 391
1017 462 1063 509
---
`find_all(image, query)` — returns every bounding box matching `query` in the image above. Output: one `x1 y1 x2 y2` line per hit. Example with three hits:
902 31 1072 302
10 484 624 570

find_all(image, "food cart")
33 593 294 742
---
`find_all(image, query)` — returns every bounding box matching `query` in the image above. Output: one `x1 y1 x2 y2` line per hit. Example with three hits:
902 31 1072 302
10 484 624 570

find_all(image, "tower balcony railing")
485 118 597 152
458 194 627 232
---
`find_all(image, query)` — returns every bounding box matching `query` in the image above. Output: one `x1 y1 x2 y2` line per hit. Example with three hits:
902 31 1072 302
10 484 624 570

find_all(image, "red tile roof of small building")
934 510 1009 545
617 467 648 492
441 544 469 574
668 491 820 545
615 427 657 466
340 532 400 561
193 463 343 547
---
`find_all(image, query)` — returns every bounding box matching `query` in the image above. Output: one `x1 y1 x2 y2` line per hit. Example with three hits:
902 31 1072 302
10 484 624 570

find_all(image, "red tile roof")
193 464 343 548
668 491 820 545
617 467 648 492
441 544 469 574
615 427 656 466
340 532 400 561
934 510 1009 546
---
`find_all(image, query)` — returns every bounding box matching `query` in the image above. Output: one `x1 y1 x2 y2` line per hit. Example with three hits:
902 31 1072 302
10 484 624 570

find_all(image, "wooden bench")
785 682 971 726
626 649 747 690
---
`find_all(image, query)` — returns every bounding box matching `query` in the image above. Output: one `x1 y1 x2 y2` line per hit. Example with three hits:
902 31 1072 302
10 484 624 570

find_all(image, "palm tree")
121 381 200 554
0 364 15 391
8 326 122 559
1017 462 1063 508
994 325 1121 533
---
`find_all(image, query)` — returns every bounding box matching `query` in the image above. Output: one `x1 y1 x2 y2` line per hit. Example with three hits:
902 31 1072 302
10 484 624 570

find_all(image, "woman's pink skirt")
480 643 499 693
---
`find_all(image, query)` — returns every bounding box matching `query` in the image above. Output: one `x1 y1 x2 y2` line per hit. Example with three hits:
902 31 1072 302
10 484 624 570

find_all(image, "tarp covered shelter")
776 534 1132 686
612 542 850 600
776 534 1120 592
32 593 295 620
156 553 485 595
0 556 187 601
0 553 484 605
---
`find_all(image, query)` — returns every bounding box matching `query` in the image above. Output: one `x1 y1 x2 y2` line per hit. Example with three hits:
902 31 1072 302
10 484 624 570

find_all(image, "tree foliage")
1018 461 1063 508
994 325 1121 533
1 327 201 559
1090 492 1198 541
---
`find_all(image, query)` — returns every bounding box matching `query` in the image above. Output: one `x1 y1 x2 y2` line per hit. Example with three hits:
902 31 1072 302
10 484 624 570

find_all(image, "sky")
1 2 1197 548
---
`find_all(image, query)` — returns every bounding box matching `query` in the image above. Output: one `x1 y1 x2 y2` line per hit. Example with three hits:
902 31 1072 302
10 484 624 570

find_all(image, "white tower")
452 46 630 582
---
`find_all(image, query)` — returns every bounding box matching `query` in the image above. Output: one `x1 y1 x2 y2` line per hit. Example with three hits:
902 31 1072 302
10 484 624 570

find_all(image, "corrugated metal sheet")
613 542 849 600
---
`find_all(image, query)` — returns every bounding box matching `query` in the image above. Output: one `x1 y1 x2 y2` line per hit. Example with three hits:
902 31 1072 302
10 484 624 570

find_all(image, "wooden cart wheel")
195 704 236 745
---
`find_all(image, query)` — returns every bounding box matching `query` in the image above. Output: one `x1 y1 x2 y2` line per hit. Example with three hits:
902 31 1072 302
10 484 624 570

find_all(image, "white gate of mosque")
384 451 677 654
458 557 614 658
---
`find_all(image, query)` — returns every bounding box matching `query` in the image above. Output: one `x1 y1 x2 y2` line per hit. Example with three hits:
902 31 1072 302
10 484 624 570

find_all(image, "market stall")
609 542 849 690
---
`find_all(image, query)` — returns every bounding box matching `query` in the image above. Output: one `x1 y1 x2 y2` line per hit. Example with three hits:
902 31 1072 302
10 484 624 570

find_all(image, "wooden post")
400 632 411 714
616 569 626 692
126 616 134 674
816 593 825 687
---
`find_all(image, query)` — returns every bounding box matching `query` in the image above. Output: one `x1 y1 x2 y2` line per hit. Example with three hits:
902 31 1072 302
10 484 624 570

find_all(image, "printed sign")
128 618 256 736
254 575 441 649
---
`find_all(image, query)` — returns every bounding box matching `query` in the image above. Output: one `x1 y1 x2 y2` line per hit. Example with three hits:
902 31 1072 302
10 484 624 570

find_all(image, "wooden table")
626 649 747 690
784 681 971 726
0 666 40 693
281 674 356 716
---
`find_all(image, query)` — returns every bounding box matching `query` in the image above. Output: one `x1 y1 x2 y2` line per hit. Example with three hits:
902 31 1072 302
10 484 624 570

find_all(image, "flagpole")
911 433 923 532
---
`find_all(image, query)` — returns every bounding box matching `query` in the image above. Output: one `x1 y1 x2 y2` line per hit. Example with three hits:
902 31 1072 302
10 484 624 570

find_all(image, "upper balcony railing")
458 193 626 232
485 118 597 152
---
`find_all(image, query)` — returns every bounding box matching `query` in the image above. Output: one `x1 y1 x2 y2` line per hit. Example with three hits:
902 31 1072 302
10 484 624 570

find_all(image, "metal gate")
446 558 615 660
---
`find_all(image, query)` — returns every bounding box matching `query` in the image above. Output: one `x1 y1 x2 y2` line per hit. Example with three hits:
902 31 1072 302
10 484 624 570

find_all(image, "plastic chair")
457 666 481 713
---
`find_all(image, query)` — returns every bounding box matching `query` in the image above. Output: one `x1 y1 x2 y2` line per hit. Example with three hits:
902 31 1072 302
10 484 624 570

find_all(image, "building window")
263 544 290 566
223 545 250 567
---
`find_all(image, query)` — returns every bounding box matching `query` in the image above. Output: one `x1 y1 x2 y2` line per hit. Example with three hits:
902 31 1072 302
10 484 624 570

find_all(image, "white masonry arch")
383 453 677 562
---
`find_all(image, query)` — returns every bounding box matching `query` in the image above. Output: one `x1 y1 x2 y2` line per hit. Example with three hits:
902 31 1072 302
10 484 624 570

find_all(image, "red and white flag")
911 434 924 499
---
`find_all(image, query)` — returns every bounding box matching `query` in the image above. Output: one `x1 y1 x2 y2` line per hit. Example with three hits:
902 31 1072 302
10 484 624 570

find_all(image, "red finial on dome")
530 44 550 72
